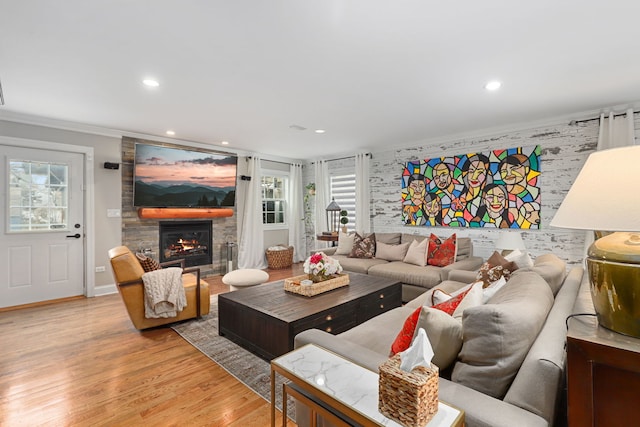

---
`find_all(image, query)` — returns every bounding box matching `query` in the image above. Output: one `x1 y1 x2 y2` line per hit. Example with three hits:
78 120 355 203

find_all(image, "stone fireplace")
120 137 238 275
159 221 212 267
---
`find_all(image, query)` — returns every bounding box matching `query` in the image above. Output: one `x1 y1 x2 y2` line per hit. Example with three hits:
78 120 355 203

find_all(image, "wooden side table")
316 233 339 247
567 278 640 426
270 344 464 427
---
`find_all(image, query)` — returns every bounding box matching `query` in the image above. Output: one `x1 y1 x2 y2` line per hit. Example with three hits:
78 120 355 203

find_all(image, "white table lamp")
495 232 526 255
550 145 640 337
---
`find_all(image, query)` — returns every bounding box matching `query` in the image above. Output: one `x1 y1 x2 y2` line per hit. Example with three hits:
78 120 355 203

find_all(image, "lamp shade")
550 145 640 231
495 232 526 251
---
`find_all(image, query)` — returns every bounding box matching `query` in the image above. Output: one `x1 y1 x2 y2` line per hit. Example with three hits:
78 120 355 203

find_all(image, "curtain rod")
246 156 302 167
569 110 638 126
311 152 372 165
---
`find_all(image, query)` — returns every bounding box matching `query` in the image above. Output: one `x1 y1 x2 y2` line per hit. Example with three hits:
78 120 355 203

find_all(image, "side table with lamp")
550 145 640 425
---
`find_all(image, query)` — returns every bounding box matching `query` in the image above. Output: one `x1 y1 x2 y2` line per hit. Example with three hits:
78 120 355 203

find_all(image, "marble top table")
270 344 464 427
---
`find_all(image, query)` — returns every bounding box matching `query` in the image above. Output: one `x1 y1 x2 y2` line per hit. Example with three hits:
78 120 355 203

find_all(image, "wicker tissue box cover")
283 274 349 297
378 354 439 427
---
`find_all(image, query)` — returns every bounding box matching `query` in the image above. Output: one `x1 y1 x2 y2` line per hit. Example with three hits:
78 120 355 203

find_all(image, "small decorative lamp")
550 145 640 338
325 198 341 235
495 232 526 256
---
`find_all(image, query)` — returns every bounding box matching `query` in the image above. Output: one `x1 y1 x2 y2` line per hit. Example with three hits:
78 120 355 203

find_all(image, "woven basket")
378 354 439 427
265 245 294 269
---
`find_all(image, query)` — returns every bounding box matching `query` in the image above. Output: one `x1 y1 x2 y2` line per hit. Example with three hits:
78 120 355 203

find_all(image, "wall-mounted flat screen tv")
133 143 237 208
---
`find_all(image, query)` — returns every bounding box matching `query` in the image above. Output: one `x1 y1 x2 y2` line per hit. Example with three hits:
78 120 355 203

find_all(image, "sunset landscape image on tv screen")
133 143 237 208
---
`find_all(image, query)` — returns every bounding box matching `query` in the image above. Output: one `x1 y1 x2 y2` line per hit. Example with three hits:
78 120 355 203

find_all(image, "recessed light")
484 81 502 91
315 129 326 134
221 141 229 145
166 130 175 136
143 79 160 87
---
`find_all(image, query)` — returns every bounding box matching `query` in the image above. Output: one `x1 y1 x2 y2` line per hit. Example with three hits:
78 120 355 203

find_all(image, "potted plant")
340 210 349 233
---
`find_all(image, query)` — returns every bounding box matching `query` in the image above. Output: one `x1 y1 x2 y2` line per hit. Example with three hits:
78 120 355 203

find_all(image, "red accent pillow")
432 287 471 315
427 233 457 267
389 307 421 356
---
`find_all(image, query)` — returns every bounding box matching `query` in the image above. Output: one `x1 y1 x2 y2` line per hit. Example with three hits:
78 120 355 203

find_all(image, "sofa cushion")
405 280 470 310
375 232 402 245
330 254 388 274
339 306 416 356
414 307 463 370
376 241 410 262
402 238 428 266
455 237 472 260
335 231 355 255
368 262 443 289
401 233 427 245
452 271 554 399
349 232 376 259
525 253 567 296
427 233 458 266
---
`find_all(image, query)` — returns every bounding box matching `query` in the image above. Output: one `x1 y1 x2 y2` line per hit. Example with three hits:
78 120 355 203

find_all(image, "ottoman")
222 269 270 291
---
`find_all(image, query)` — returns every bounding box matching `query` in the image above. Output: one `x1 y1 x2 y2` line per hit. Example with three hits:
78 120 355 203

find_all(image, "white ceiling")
2 1 640 160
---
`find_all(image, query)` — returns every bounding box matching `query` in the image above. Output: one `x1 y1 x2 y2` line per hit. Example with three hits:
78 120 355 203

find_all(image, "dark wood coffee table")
218 272 401 360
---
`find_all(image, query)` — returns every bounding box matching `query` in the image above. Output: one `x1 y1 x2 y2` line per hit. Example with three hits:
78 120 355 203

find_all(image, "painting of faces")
401 145 541 229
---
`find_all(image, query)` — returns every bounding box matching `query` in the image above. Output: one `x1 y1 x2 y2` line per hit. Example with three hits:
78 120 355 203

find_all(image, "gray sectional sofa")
315 233 484 302
295 253 584 427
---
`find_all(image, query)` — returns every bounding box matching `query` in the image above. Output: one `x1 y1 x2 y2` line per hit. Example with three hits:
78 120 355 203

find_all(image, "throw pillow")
504 249 534 268
136 253 161 272
414 307 463 370
402 238 428 267
431 288 452 306
348 232 376 258
476 251 519 287
427 233 457 267
432 287 472 315
389 306 422 356
482 276 507 303
335 231 355 255
376 241 410 261
451 281 483 320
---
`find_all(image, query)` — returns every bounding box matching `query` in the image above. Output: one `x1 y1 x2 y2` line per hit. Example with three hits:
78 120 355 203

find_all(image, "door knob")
66 233 81 239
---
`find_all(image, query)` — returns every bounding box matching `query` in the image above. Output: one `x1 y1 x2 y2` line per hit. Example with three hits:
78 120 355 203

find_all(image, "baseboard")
94 283 117 296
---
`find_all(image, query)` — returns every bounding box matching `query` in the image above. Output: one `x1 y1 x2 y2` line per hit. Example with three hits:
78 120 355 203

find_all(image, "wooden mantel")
137 208 234 219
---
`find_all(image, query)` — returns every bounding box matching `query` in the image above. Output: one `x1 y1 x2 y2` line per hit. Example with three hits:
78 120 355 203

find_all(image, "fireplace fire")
159 221 212 267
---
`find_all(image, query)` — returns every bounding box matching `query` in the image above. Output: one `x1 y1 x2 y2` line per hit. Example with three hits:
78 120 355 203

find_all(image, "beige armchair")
108 246 210 329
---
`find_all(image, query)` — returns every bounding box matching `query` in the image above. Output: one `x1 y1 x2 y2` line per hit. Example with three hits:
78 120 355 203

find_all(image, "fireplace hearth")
159 221 212 267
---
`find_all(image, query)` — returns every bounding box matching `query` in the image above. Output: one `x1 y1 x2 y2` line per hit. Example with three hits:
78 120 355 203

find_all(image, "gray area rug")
171 296 295 420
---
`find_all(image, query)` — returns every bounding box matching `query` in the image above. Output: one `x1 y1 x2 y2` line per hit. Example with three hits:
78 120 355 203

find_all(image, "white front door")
0 145 85 307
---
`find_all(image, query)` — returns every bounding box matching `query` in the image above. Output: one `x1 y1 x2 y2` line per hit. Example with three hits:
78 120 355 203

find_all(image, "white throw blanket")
142 267 187 318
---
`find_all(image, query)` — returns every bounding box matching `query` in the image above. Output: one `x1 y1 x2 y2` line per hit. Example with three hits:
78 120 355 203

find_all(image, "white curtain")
288 163 306 262
583 109 637 256
238 156 267 269
355 153 371 233
314 160 330 244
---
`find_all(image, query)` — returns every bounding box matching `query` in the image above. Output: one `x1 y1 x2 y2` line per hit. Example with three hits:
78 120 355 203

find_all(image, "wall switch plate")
95 266 106 272
107 209 121 218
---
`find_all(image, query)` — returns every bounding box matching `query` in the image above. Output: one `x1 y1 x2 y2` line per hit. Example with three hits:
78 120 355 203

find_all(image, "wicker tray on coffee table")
284 274 350 297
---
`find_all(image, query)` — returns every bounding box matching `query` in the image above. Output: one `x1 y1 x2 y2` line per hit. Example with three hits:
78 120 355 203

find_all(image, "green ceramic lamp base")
587 232 640 338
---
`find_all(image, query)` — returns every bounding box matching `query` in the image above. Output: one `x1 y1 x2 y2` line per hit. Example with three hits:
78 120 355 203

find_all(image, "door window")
8 160 69 232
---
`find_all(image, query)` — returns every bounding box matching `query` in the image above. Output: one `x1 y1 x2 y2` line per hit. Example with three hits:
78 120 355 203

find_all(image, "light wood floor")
0 263 305 426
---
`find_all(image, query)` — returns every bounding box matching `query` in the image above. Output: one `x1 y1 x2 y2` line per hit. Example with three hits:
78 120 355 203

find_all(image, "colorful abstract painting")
401 145 541 229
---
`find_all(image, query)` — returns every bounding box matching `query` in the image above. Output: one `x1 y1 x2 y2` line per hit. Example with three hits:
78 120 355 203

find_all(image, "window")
330 174 356 231
8 160 69 232
261 174 287 227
